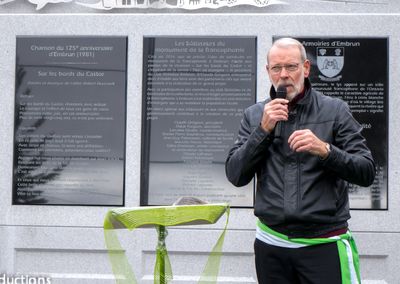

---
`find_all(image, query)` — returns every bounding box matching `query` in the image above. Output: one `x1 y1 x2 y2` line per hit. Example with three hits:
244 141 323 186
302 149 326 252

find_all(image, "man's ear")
303 60 311 78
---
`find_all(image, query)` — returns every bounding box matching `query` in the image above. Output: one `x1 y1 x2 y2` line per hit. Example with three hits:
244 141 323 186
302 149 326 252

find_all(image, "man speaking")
225 38 375 284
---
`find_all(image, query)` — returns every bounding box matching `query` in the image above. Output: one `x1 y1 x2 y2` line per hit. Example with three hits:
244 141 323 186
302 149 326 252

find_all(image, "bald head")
267 38 307 65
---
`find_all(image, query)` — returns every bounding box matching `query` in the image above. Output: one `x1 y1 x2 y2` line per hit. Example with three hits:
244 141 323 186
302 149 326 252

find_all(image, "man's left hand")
288 129 329 158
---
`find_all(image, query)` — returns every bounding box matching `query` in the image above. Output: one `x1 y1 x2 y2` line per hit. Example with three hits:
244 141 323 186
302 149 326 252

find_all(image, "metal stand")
156 225 168 284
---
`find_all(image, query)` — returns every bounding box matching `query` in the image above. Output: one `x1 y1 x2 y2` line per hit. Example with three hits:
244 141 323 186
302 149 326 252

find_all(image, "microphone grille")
276 85 287 99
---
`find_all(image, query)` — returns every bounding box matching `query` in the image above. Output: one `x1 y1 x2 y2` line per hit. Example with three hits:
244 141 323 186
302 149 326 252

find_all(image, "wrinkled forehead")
267 45 302 65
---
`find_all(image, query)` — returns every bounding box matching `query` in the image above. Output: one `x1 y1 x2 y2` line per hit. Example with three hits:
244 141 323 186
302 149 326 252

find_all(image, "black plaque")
141 36 256 207
13 36 127 205
277 37 388 210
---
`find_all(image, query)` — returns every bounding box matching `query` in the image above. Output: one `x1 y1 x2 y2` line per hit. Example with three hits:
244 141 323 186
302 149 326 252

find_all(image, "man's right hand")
261 99 289 133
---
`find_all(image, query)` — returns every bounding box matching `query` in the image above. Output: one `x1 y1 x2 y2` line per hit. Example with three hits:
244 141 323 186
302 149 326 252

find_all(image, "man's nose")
280 67 289 77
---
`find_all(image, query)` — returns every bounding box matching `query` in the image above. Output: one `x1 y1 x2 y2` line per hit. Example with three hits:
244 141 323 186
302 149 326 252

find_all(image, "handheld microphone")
274 85 287 138
276 85 287 100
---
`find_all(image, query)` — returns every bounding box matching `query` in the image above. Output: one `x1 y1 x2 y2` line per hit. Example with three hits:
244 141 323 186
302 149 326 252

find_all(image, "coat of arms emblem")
317 47 344 80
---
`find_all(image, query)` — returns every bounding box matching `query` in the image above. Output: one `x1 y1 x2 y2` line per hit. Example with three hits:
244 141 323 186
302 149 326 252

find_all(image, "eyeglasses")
268 63 300 74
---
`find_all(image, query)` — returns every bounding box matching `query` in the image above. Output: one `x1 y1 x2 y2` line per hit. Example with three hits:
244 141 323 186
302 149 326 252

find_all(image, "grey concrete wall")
0 1 399 283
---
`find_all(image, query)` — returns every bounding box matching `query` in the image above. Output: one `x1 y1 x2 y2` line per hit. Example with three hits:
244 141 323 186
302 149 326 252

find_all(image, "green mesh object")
104 203 230 284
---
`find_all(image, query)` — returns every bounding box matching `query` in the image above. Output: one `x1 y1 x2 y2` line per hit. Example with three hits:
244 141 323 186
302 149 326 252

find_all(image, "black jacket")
225 79 375 237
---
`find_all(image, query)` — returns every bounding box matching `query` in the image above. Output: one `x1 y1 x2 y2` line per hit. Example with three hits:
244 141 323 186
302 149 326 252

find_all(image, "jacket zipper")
295 107 301 212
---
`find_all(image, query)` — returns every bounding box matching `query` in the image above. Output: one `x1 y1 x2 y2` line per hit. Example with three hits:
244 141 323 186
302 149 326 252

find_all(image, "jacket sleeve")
322 101 376 187
225 104 274 187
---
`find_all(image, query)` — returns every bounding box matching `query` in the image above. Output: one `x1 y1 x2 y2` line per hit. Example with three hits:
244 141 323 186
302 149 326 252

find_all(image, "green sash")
104 204 230 284
257 220 361 284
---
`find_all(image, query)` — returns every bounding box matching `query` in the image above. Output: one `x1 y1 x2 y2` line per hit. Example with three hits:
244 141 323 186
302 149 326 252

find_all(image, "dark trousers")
254 238 342 284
